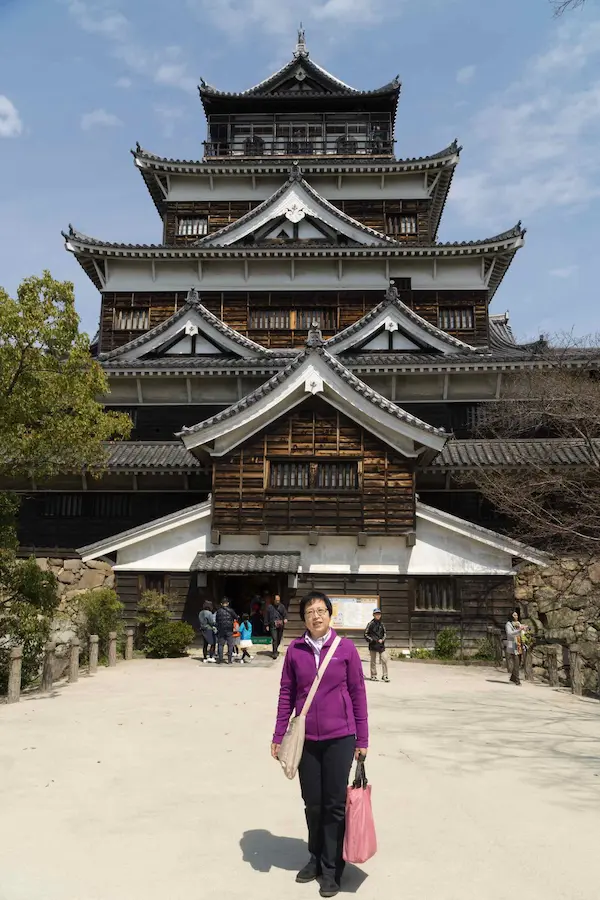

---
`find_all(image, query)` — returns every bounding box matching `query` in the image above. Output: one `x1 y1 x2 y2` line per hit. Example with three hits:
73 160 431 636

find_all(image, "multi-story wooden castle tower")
14 31 550 646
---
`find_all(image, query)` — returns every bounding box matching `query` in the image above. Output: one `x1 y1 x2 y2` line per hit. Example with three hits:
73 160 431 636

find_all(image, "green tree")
0 271 130 479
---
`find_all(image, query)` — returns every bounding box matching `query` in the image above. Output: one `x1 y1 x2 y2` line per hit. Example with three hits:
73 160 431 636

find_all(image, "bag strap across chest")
300 636 342 718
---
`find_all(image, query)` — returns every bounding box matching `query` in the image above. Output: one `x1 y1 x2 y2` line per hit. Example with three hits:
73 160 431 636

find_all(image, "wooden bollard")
7 645 24 704
41 641 56 692
125 628 134 661
89 635 99 674
68 638 80 683
547 646 559 687
570 649 583 696
524 649 533 682
108 632 117 667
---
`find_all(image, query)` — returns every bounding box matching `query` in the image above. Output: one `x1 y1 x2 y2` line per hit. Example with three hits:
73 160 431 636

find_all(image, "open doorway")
213 574 286 637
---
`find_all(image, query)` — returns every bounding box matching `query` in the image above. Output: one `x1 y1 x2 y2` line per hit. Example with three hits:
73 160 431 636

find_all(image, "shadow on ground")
240 830 367 893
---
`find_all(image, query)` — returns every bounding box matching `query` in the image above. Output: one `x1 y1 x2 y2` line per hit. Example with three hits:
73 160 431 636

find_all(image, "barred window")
439 308 474 331
249 309 336 330
113 308 149 331
92 495 132 518
269 460 359 491
42 495 83 518
415 579 457 612
249 309 291 329
387 215 417 236
178 217 208 236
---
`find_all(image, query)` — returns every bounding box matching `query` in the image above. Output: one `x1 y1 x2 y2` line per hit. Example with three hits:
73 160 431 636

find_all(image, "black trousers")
298 735 355 883
202 636 215 659
217 634 234 663
270 625 283 657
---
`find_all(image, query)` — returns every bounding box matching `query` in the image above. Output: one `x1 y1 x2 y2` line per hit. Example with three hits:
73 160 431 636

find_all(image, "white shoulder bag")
278 636 342 780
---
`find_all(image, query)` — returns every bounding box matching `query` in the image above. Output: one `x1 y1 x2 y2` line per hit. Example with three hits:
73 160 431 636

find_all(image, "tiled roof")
191 552 301 573
178 344 446 441
104 442 202 472
431 439 600 468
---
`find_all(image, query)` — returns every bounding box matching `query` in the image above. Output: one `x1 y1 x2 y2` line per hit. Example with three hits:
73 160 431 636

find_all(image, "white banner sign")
330 595 379 631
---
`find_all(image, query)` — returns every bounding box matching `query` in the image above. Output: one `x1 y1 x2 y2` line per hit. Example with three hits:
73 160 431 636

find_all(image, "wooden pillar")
108 632 117 667
68 638 80 683
125 628 134 661
524 648 533 682
41 641 56 692
570 648 583 696
7 645 24 704
89 635 99 674
547 645 559 687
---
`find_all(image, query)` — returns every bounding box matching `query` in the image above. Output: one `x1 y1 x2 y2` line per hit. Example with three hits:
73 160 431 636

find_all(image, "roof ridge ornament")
385 280 399 302
306 320 325 348
289 160 303 181
294 23 309 58
187 287 200 304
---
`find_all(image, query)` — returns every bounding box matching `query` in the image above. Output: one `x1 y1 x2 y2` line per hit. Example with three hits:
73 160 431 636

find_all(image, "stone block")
63 559 83 572
546 608 580 629
57 570 77 584
84 560 113 573
587 563 600 585
536 588 562 613
515 584 534 601
105 574 115 588
574 579 593 597
36 558 49 571
585 625 599 642
48 558 64 567
78 569 107 590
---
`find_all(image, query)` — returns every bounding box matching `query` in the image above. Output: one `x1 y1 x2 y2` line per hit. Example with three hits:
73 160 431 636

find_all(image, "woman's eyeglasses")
305 608 329 619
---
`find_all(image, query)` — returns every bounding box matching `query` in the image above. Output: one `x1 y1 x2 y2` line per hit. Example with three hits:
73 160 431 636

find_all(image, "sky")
1 0 599 342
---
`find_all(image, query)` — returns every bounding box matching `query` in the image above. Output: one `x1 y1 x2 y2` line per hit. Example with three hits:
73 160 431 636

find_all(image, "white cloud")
450 19 600 228
155 105 185 138
81 108 122 131
115 76 132 88
65 1 197 93
456 64 476 85
0 95 23 138
549 265 578 279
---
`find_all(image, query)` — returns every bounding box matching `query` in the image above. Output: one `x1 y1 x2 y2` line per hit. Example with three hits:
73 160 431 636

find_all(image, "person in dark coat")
198 600 216 662
266 593 288 660
215 597 238 665
364 608 389 682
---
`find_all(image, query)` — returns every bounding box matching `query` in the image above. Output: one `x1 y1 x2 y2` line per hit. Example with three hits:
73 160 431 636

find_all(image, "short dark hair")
202 600 213 611
221 597 230 605
242 613 249 621
299 590 332 621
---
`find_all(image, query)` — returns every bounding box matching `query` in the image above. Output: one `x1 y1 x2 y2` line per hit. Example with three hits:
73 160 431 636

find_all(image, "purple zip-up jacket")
272 630 369 748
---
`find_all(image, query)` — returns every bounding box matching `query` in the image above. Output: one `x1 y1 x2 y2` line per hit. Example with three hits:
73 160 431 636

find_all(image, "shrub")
435 628 460 660
136 590 180 648
0 603 51 693
410 647 434 659
472 636 498 661
79 588 123 659
144 621 195 658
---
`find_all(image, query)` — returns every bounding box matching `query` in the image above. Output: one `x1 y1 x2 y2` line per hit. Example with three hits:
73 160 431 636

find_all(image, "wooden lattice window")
113 308 149 331
178 217 208 236
269 460 359 491
387 215 417 236
439 308 474 331
249 309 291 329
415 579 457 612
295 309 337 330
91 495 132 518
249 309 336 330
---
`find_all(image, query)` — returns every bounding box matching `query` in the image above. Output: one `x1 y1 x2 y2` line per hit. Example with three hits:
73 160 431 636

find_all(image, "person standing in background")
239 614 253 663
198 600 216 662
215 597 238 665
364 608 389 682
266 593 288 660
506 610 528 685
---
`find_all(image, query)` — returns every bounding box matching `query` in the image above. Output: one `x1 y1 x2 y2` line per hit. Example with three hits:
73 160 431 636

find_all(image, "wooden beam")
337 174 343 190
186 378 193 403
385 259 390 281
290 258 295 281
136 378 144 403
432 258 437 280
443 374 449 400
251 174 256 190
495 372 503 399
197 260 203 281
132 475 139 491
209 174 214 191
338 258 343 281
154 174 168 199
244 258 249 281
91 258 106 289
380 173 385 190
151 259 156 282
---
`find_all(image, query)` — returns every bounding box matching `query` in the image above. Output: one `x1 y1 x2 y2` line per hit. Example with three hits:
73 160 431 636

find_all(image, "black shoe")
319 878 339 898
296 859 319 884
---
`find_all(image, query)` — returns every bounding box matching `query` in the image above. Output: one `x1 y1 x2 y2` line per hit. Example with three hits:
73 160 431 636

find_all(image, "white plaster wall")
166 172 430 202
102 257 487 294
113 516 515 575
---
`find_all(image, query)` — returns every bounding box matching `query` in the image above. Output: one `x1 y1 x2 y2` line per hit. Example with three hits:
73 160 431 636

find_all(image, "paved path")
1 655 599 900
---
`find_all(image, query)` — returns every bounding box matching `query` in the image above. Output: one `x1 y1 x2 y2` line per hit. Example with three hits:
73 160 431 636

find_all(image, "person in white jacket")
505 611 528 685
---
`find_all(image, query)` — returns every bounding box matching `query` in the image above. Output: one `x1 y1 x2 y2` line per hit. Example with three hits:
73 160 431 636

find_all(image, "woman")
271 591 368 899
198 600 216 662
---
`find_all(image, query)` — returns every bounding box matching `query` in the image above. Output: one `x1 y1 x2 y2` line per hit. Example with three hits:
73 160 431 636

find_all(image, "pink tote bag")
343 759 377 865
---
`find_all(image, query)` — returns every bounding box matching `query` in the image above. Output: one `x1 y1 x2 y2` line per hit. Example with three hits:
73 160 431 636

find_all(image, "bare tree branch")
552 0 587 15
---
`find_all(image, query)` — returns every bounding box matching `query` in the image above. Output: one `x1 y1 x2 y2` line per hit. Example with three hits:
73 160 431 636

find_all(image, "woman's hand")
355 748 368 760
271 742 280 760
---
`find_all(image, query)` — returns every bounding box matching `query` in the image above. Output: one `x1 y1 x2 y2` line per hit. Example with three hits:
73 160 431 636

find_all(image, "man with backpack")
215 597 238 665
364 608 390 682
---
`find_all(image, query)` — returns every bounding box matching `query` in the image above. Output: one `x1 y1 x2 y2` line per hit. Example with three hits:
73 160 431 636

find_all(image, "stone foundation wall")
517 560 600 692
36 557 115 674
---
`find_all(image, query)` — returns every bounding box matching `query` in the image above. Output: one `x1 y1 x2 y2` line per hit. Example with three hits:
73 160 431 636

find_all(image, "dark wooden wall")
211 401 415 535
163 199 431 246
115 572 197 626
99 288 489 352
288 574 514 649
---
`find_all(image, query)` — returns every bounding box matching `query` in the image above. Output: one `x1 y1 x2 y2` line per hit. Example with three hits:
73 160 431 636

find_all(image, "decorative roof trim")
194 168 396 248
78 498 212 561
415 502 549 566
98 289 273 362
327 281 478 355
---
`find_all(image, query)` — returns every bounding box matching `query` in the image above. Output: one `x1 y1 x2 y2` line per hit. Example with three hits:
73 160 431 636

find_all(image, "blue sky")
1 0 599 341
